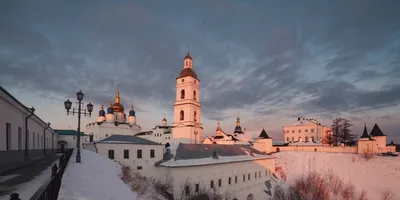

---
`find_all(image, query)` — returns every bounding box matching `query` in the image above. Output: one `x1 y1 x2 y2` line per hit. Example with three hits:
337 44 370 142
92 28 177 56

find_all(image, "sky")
1 0 400 142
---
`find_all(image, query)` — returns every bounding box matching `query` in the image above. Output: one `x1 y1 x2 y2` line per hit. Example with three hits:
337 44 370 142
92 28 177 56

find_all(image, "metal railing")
9 149 74 200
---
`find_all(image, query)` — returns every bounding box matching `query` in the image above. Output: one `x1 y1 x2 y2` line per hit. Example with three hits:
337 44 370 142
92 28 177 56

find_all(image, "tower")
172 49 203 144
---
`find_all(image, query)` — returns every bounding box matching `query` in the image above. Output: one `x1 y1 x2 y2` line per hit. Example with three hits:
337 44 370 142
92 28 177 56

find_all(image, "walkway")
0 154 60 199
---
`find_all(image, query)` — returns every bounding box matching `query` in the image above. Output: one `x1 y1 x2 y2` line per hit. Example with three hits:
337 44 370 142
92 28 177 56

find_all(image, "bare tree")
362 145 374 161
381 189 396 200
322 133 333 146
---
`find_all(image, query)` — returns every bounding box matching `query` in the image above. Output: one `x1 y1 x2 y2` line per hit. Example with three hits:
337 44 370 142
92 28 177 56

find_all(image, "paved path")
0 154 60 197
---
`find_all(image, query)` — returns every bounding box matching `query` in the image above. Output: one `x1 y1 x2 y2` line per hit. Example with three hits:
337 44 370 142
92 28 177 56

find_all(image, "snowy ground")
274 151 400 200
0 159 58 200
58 149 137 200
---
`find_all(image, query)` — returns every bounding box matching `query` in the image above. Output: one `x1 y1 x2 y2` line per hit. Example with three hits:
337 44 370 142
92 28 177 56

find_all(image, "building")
0 86 57 151
0 86 58 174
283 117 332 143
253 129 273 153
357 123 396 154
55 129 88 151
135 117 173 144
84 134 165 178
156 143 277 200
85 90 142 141
203 119 251 145
171 50 203 144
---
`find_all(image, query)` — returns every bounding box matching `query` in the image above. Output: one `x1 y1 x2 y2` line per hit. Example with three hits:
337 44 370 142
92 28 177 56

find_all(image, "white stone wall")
253 138 273 153
86 142 165 179
0 89 57 151
57 135 88 149
85 122 141 141
136 128 173 144
166 158 276 200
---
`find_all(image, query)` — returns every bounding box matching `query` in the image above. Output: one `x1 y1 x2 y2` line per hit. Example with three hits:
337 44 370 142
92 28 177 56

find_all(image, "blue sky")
1 0 399 142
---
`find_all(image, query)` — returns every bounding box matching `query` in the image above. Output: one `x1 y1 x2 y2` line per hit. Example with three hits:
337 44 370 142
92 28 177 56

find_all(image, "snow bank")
57 149 137 200
0 160 57 200
275 151 400 200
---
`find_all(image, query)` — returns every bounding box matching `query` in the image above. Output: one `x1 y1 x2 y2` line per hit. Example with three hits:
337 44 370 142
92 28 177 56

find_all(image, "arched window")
298 137 301 142
193 90 196 100
180 110 184 121
311 136 315 142
247 194 254 200
305 136 308 142
181 89 185 99
286 137 289 142
185 61 188 66
194 111 197 122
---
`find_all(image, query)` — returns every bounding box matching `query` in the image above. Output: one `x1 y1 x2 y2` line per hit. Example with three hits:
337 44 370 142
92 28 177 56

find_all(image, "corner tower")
172 50 203 144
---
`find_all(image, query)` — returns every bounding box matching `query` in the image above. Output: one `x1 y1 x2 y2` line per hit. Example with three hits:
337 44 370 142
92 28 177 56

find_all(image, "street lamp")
25 107 35 156
43 122 50 154
64 90 93 163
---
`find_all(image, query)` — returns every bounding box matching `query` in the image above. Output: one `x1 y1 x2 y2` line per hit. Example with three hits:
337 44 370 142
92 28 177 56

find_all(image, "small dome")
107 106 114 114
129 110 136 116
162 117 167 122
178 68 198 80
99 110 106 116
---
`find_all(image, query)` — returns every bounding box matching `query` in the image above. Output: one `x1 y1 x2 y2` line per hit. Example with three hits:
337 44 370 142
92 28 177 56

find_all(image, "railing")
9 149 74 200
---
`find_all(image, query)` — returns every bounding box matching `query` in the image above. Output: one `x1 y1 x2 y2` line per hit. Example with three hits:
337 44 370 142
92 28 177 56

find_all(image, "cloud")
0 1 400 141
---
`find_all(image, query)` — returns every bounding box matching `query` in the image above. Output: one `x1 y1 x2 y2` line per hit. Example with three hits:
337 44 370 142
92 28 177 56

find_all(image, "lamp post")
64 90 93 163
25 107 35 156
43 122 50 154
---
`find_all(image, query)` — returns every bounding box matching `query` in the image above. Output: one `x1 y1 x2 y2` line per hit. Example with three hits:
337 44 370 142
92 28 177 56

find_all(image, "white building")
84 134 165 178
283 117 332 144
55 129 89 151
0 86 57 151
203 119 251 145
156 143 277 200
135 117 173 144
171 51 203 144
357 123 396 154
85 90 141 141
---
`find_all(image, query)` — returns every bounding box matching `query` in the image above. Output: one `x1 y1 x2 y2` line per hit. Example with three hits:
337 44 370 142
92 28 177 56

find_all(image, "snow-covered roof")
156 143 274 167
96 134 162 145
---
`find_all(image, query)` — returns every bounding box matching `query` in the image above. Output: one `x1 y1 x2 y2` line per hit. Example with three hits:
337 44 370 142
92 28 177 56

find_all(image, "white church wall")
166 158 276 200
0 88 56 151
91 142 166 179
253 139 273 153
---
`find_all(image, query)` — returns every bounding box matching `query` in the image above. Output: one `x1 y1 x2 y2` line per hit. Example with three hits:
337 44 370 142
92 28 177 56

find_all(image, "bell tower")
172 49 203 144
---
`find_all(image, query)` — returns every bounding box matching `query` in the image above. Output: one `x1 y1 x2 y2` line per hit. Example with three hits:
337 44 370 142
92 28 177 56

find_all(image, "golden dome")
112 90 124 113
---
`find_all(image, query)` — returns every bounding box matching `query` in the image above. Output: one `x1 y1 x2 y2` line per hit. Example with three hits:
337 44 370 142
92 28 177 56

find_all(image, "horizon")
1 1 399 142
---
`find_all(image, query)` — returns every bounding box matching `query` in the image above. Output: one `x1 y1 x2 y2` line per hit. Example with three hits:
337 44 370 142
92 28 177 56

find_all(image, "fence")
9 148 74 200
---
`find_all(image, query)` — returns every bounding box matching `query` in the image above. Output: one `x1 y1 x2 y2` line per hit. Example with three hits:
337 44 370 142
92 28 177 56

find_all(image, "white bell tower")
172 49 203 144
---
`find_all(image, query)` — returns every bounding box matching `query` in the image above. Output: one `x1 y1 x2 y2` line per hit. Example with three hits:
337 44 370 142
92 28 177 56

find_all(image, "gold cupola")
111 90 124 113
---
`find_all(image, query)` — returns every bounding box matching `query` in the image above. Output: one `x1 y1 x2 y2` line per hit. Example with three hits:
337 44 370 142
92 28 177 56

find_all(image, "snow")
0 160 57 200
275 151 400 200
57 149 137 200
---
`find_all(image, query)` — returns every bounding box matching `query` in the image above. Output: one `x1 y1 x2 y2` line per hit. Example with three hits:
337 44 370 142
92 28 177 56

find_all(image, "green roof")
55 129 87 136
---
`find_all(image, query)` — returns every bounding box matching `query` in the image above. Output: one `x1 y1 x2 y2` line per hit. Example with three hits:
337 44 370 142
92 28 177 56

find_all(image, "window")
137 166 142 170
180 110 184 121
229 177 231 185
311 136 315 142
181 89 185 99
182 79 184 83
311 128 315 132
210 180 214 188
292 130 294 133
235 176 237 184
194 111 197 122
266 170 268 176
259 172 261 178
305 136 308 142
150 149 155 158
185 61 188 66
292 137 294 141
248 174 250 181
108 150 114 159
298 137 301 141
298 130 301 133
195 184 199 192
255 172 257 179
17 127 22 150
37 134 39 149
193 90 197 100
185 185 190 195
137 149 142 159
6 123 11 150
124 150 129 159
243 175 245 182
73 136 76 140
218 179 221 187
286 137 289 142
33 132 35 149
305 129 308 132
